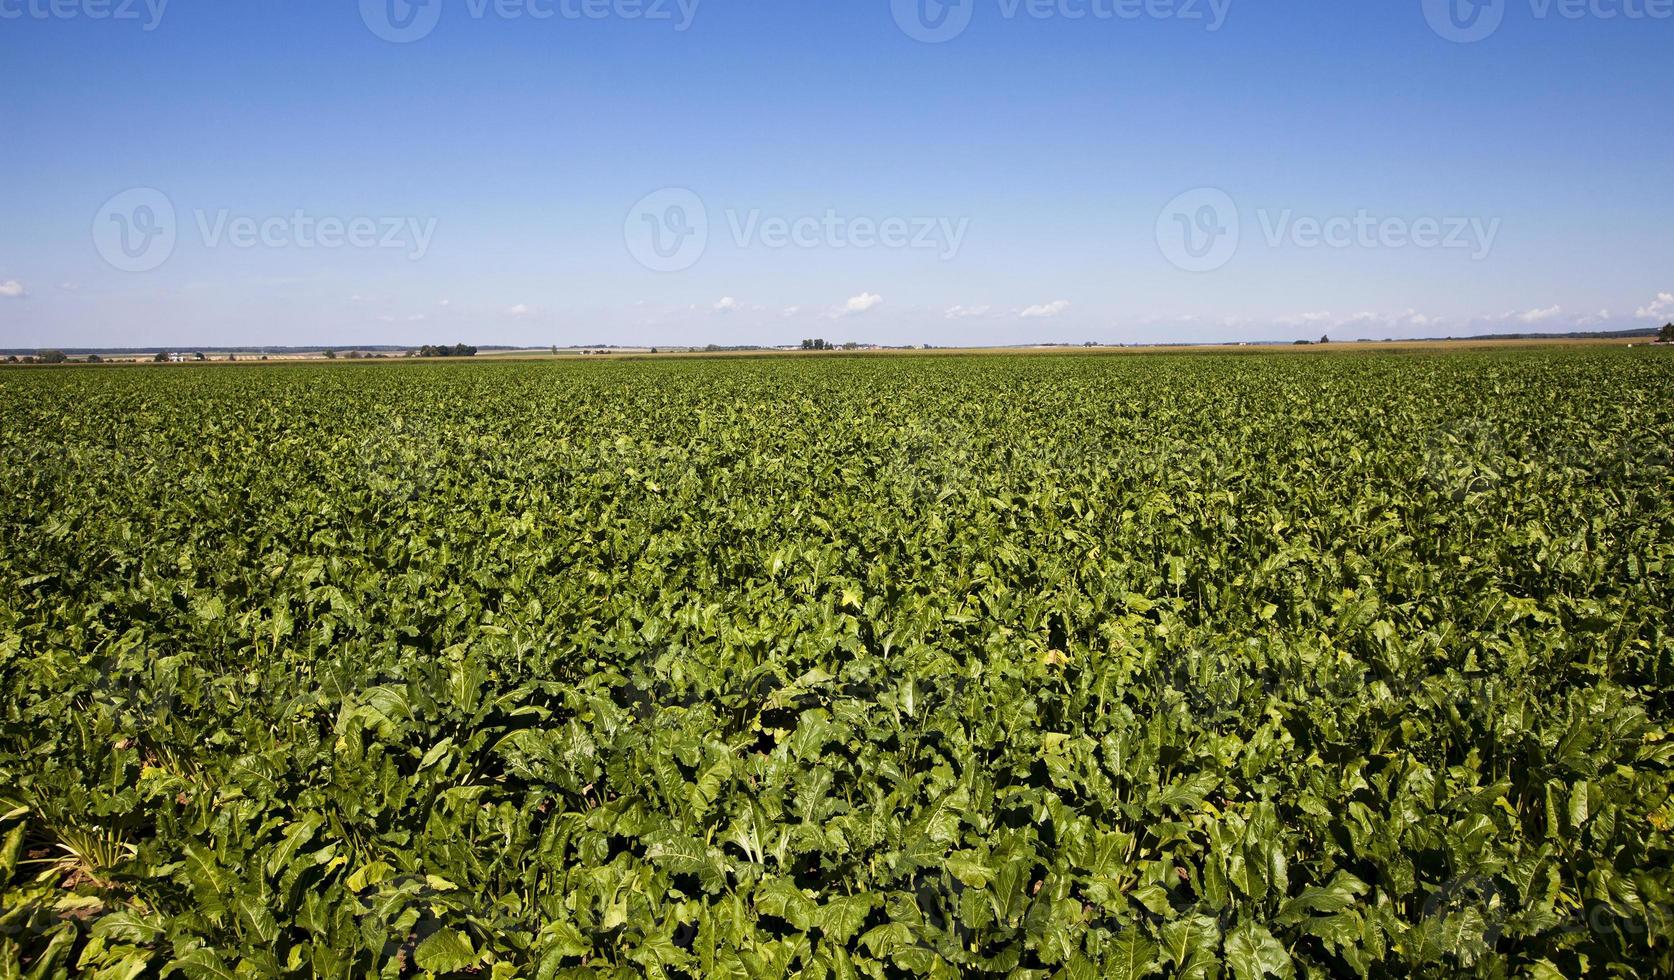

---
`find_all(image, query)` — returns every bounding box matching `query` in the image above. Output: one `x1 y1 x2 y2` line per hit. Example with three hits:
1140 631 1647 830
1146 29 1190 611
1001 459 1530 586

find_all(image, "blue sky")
1 0 1670 348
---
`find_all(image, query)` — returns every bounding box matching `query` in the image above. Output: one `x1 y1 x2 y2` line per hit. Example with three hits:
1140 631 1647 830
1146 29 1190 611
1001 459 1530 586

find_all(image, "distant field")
2 348 1672 977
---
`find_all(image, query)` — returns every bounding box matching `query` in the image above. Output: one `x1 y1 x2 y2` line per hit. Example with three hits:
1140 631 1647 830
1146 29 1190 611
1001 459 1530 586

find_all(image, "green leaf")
814 894 878 944
1105 931 1160 980
755 878 818 931
414 928 478 973
1224 921 1292 980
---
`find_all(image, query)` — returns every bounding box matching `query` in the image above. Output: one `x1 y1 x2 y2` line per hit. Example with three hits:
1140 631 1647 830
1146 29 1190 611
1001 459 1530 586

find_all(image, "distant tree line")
417 344 479 358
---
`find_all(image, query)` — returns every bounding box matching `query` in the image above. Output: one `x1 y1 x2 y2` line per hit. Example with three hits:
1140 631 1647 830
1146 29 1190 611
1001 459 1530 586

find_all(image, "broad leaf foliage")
1 349 1671 977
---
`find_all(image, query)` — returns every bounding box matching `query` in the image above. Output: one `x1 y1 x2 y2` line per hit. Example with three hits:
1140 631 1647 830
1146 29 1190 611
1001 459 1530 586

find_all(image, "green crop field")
2 348 1672 978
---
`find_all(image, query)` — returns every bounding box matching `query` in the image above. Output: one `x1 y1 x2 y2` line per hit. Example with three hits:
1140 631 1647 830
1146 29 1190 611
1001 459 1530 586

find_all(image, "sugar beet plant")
1 348 1672 978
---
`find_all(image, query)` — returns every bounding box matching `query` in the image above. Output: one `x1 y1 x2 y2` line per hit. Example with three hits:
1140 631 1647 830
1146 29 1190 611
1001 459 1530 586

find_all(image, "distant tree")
193 352 206 361
38 350 68 364
650 348 659 354
1293 339 1311 346
226 354 236 361
324 349 337 359
1319 335 1330 345
154 351 171 362
86 354 103 364
4 355 16 363
1660 322 1674 343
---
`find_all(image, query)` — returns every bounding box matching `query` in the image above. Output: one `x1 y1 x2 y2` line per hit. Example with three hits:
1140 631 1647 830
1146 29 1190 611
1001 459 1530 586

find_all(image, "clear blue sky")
2 1 1670 348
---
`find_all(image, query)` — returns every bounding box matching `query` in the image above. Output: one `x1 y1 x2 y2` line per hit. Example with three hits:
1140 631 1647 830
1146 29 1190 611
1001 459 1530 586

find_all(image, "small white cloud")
505 304 533 318
831 292 883 318
781 306 802 317
439 298 451 308
943 304 992 320
1517 305 1562 323
713 296 740 313
1636 292 1674 320
58 282 79 291
0 280 27 299
1020 300 1071 319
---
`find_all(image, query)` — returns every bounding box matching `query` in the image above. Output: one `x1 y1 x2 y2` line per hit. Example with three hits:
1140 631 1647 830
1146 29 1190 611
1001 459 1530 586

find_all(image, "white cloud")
1636 292 1674 320
713 296 740 313
505 304 533 318
1020 300 1071 319
1516 305 1562 323
781 306 801 317
0 280 27 298
831 292 883 318
943 304 992 320
439 299 451 308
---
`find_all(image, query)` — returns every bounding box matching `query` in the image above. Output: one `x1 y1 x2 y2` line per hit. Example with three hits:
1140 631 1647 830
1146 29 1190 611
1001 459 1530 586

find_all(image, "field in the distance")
2 348 1671 978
